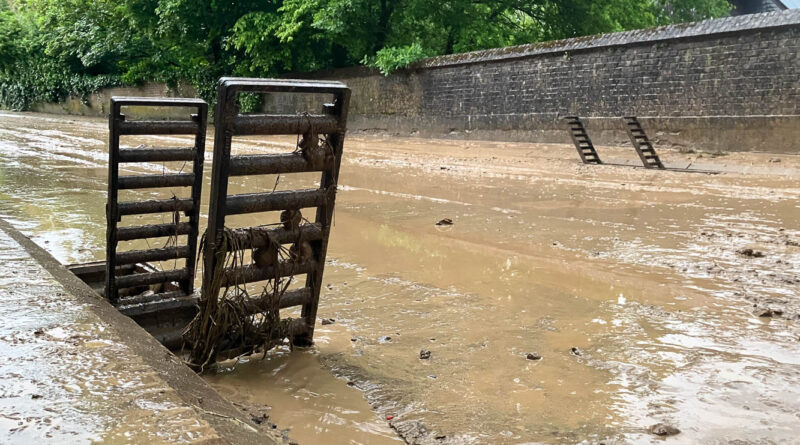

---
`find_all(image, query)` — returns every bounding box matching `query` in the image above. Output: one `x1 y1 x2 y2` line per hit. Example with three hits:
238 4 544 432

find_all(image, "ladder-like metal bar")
105 97 207 304
225 224 325 251
228 153 330 176
623 116 665 169
119 147 195 163
118 173 195 189
114 268 191 289
564 116 602 164
118 120 200 135
238 288 312 316
118 294 199 317
225 189 329 215
231 114 341 135
221 260 317 287
115 246 191 266
117 198 194 216
116 222 193 241
203 78 350 358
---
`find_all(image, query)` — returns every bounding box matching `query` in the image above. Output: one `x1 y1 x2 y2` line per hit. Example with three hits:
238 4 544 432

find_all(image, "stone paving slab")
0 218 280 444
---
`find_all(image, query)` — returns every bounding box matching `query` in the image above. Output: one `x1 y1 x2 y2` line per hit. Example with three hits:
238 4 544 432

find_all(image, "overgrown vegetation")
0 0 731 110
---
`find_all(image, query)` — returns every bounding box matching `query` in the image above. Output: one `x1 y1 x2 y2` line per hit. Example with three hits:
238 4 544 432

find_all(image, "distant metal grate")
105 97 208 305
623 117 665 169
564 116 602 164
202 78 350 358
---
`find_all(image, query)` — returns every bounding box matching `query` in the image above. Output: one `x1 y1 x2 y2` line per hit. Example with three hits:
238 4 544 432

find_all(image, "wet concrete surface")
0 218 279 444
0 111 799 444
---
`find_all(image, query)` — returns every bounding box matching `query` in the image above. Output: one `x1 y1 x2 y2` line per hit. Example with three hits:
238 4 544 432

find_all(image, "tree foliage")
0 0 732 110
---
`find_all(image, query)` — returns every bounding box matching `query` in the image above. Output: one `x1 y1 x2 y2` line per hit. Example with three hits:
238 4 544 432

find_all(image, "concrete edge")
344 113 800 153
0 217 278 445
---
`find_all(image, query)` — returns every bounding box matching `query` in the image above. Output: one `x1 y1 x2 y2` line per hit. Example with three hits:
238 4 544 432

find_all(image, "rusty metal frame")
205 78 350 348
106 97 208 305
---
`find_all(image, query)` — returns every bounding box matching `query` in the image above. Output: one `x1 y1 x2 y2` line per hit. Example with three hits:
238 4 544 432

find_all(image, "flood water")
1 111 799 444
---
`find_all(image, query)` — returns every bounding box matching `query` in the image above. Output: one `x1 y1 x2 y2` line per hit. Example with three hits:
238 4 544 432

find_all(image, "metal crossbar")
205 78 350 349
105 97 208 305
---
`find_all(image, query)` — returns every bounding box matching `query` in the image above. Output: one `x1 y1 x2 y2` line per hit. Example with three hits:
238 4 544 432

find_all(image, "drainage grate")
105 97 207 313
202 78 350 357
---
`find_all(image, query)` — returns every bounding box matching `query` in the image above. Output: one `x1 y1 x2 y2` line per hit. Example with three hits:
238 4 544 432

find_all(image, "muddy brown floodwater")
1 111 799 444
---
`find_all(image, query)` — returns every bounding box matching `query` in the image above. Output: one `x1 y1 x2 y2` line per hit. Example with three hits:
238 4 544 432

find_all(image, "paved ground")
0 217 281 444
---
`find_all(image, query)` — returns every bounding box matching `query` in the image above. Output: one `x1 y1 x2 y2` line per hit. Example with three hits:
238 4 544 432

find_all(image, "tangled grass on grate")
183 227 295 372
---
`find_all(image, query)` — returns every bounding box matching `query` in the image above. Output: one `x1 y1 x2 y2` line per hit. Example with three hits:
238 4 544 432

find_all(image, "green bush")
237 92 262 113
362 43 429 76
0 0 732 111
0 59 120 111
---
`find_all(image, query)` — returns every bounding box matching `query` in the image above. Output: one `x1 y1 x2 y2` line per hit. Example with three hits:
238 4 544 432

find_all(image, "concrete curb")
0 217 280 445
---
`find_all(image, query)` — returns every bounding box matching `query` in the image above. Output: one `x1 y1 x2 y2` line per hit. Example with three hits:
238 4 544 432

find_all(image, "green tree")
271 0 730 74
0 8 23 74
0 0 734 109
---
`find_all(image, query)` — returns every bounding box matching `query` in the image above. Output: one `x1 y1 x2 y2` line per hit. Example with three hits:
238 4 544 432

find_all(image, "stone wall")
31 83 197 120
29 10 800 153
286 9 800 153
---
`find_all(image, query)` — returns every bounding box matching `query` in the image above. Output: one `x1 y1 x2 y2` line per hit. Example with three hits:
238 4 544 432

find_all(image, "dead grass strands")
183 226 296 371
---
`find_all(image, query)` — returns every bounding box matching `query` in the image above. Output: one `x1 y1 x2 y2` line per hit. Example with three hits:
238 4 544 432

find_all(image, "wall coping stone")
415 9 800 69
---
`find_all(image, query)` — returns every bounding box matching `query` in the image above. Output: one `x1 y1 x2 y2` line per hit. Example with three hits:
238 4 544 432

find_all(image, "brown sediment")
1 111 799 444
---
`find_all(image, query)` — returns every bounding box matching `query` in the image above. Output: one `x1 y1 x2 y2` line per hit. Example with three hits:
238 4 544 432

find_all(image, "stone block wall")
287 9 800 153
30 10 800 153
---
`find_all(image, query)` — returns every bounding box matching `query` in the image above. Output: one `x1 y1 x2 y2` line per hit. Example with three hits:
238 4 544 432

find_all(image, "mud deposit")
0 111 799 444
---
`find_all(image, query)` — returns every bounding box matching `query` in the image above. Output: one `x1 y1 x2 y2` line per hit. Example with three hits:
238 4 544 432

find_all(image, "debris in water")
420 349 432 359
649 423 680 436
526 352 542 361
436 218 453 226
386 415 394 421
253 242 279 268
183 228 295 371
378 335 392 343
321 318 335 325
737 248 764 258
570 347 583 356
251 413 268 425
754 308 782 318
